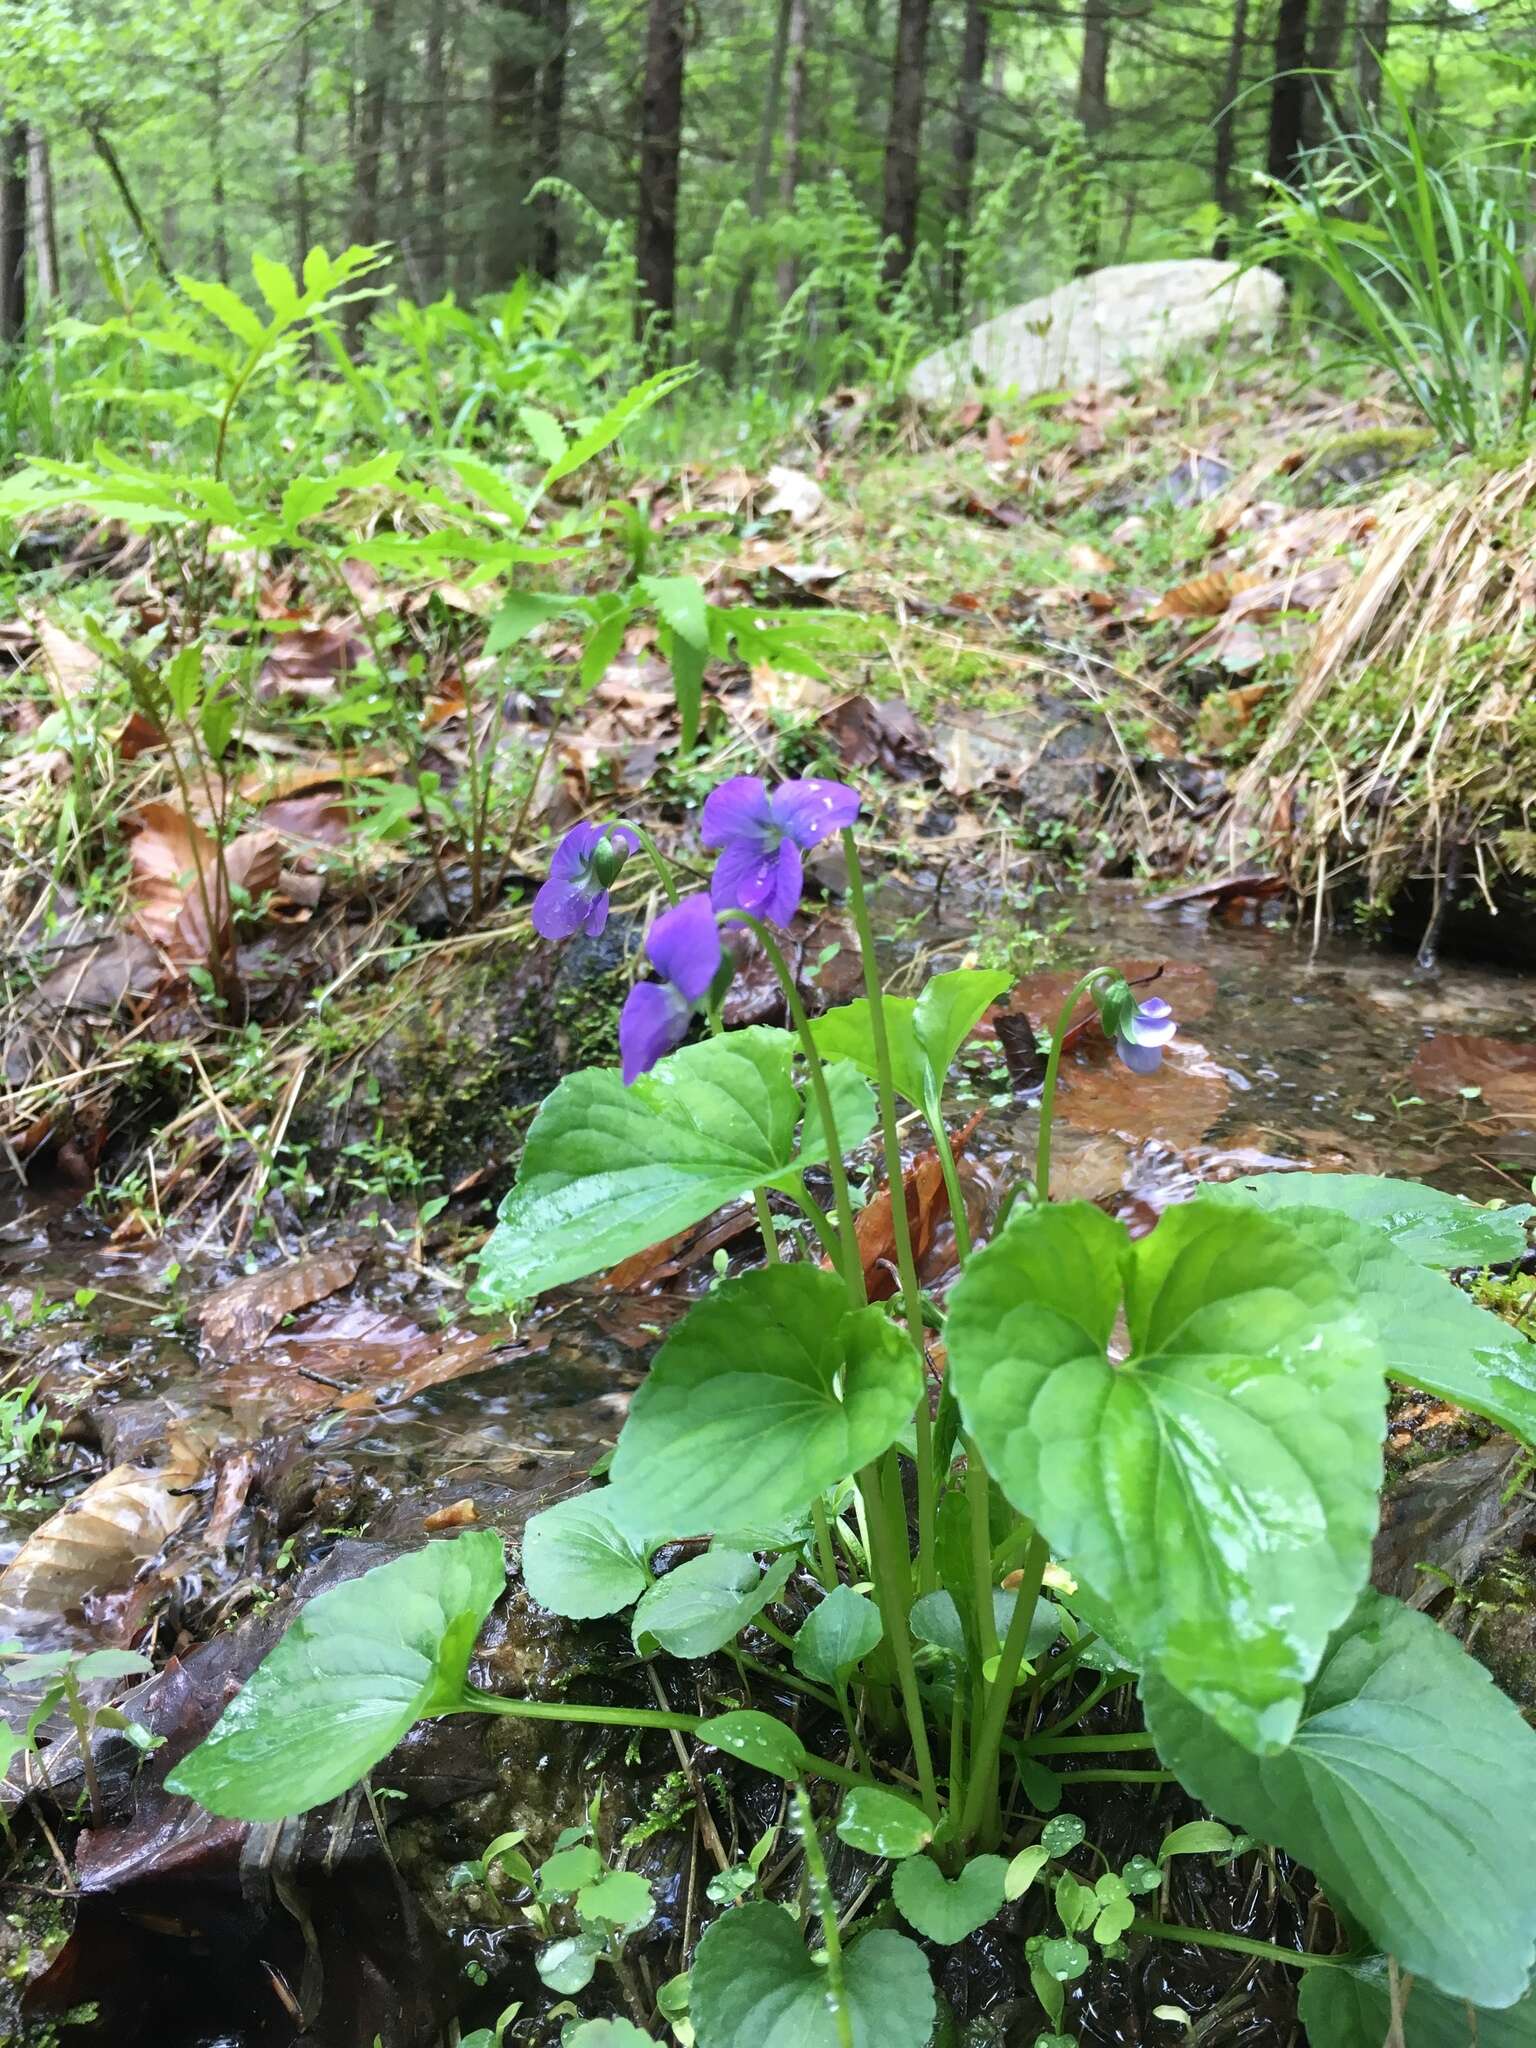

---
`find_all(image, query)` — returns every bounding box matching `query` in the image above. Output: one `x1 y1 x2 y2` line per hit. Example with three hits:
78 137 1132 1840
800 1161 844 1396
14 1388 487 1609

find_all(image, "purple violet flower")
1115 995 1177 1074
531 821 639 941
619 894 723 1084
702 775 861 926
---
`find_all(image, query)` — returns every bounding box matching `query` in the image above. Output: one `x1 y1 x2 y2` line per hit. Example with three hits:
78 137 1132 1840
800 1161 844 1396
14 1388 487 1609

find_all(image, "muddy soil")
3 881 1535 2046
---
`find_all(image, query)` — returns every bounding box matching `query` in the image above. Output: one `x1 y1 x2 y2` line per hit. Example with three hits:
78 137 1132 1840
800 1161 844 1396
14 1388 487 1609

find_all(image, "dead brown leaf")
30 616 102 700
1408 1035 1536 1122
257 622 366 699
1146 569 1268 621
127 803 283 962
197 1248 365 1361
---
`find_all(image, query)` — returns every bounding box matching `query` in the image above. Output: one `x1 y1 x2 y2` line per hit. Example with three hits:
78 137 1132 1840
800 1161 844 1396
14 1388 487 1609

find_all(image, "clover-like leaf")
521 1492 650 1621
691 1901 935 2048
608 1266 922 1541
891 1854 1008 1945
945 1200 1385 1752
632 1551 796 1659
1299 1957 1536 2048
1197 1192 1536 1447
477 1029 875 1305
166 1531 505 1819
1143 1591 1536 2007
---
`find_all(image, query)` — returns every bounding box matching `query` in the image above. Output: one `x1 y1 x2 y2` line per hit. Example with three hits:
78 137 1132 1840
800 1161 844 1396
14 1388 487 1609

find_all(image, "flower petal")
1116 1032 1165 1075
770 777 860 849
581 889 612 937
756 839 804 926
1126 997 1177 1048
531 876 598 940
620 982 692 1085
548 820 603 883
709 833 800 923
701 777 776 851
645 893 722 1004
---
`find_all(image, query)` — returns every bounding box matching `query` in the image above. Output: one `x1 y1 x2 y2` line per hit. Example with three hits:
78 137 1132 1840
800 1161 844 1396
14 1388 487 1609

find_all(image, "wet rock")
908 260 1284 404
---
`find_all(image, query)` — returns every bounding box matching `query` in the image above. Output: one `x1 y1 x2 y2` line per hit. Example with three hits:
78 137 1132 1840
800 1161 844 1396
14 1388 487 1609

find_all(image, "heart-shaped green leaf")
166 1530 505 1819
521 1492 650 1620
1143 1591 1536 2007
892 1853 1008 1945
835 1785 933 1860
811 969 1011 1115
609 1267 922 1541
1209 1172 1534 1269
691 1900 935 2048
1299 1957 1536 2048
794 1584 884 1684
567 2023 655 2048
945 1200 1384 1752
696 1710 807 1780
632 1551 796 1658
1197 1193 1536 1447
477 1029 874 1305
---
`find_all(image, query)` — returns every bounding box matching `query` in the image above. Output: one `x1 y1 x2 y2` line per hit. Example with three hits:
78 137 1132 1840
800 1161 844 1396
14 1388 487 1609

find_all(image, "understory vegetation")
3 4 1536 2048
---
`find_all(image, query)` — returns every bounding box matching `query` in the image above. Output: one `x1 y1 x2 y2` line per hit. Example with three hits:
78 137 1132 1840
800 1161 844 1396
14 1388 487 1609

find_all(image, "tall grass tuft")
1248 75 1536 452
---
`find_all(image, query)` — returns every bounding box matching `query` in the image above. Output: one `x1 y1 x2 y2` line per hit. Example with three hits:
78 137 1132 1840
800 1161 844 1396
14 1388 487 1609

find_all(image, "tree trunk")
209 54 229 286
1304 0 1351 151
879 0 932 292
1356 0 1389 118
534 0 569 280
487 0 542 286
89 126 175 284
636 0 686 338
0 125 26 344
294 23 312 274
721 0 793 366
345 0 394 347
1212 0 1249 254
1076 0 1110 136
776 0 811 305
948 0 990 309
1266 0 1311 187
28 128 57 307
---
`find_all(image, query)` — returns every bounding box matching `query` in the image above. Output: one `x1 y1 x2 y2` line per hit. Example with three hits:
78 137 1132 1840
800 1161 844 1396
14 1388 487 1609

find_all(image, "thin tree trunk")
345 0 394 347
1304 0 1351 151
0 125 26 344
210 54 229 286
1076 0 1110 136
28 128 57 307
721 0 793 367
534 0 569 280
487 0 541 285
423 0 448 290
1212 0 1249 254
294 22 312 273
1266 0 1311 187
88 126 175 284
948 0 989 309
776 0 810 306
879 0 932 293
636 0 686 339
1356 0 1389 118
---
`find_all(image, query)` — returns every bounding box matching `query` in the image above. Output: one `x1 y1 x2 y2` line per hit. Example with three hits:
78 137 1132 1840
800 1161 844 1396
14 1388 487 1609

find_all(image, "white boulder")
907 258 1285 404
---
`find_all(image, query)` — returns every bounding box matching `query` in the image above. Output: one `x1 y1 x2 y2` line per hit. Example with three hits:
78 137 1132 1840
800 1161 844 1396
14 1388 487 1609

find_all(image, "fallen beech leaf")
210 1301 506 1423
422 1498 480 1532
1408 1035 1536 1122
0 1432 205 1636
1056 1040 1230 1150
197 1248 365 1361
1146 569 1267 621
257 622 365 699
31 616 102 699
848 1109 986 1300
127 803 283 962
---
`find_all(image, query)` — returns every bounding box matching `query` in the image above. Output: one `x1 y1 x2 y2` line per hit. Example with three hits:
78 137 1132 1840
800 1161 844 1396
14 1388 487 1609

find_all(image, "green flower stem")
464 1690 863 1788
1070 1768 1178 1783
841 828 936 1591
924 1103 973 1264
728 909 864 1307
753 1188 782 1266
784 1178 851 1276
1026 1633 1099 1697
1025 1730 1159 1755
958 1528 1047 1850
1033 968 1116 1206
1129 1919 1347 1970
735 1650 840 1714
796 1783 856 2048
628 822 680 906
1033 1676 1116 1741
811 1498 841 1592
857 1461 941 1822
967 1437 1000 1667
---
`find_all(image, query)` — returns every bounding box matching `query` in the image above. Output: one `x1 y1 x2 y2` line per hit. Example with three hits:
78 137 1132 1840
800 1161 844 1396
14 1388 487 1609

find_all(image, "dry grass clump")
1227 454 1536 925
